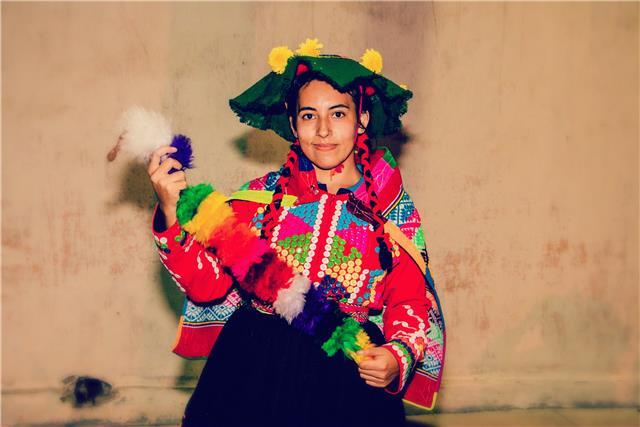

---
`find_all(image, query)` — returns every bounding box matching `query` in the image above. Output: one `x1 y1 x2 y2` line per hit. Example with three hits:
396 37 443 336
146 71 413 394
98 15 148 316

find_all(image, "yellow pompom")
360 48 383 74
268 46 294 74
349 330 374 364
296 38 324 57
183 192 234 244
355 329 373 349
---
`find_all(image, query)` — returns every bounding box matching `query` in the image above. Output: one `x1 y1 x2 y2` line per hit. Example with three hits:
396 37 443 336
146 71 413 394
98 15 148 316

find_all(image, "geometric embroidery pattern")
336 207 369 230
387 190 416 226
417 307 445 380
278 232 313 265
183 288 243 323
273 212 312 242
336 223 369 255
287 202 320 227
325 234 362 269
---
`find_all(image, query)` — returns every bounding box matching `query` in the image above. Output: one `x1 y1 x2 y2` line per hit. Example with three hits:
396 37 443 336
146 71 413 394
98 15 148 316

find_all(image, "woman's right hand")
147 146 188 229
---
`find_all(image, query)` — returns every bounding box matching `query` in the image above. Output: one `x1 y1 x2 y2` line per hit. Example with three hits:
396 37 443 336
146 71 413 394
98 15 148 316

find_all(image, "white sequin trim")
196 251 203 270
203 251 221 279
303 195 327 278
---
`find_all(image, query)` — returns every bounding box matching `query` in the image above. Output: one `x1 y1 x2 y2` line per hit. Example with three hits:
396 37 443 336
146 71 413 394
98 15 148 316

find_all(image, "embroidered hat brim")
229 55 413 142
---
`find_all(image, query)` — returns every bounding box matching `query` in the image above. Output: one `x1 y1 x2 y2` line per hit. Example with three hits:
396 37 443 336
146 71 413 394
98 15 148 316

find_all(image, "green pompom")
321 317 364 358
176 183 214 226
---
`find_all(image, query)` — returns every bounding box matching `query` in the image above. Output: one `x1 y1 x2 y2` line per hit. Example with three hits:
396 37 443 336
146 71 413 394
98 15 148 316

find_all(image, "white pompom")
273 274 311 323
117 106 173 163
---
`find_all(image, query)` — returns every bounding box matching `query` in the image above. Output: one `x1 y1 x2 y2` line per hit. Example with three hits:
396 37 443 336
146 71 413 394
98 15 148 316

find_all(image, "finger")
359 347 387 357
147 146 178 175
357 348 375 358
147 145 177 175
169 171 187 183
151 158 183 180
158 176 187 194
358 359 384 370
359 371 385 382
150 156 180 181
356 346 387 361
358 369 386 380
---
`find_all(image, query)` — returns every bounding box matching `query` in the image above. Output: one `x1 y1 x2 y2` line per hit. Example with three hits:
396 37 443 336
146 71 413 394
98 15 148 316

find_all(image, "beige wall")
2 1 638 424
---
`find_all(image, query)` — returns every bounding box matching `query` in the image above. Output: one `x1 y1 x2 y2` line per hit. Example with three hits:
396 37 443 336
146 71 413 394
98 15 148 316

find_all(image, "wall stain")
542 238 569 269
539 238 628 279
57 189 89 277
477 302 490 331
474 292 634 387
440 243 495 293
573 242 588 265
110 262 126 276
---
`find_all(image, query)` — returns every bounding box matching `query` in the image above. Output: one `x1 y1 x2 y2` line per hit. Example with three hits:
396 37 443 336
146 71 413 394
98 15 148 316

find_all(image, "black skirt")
182 304 406 427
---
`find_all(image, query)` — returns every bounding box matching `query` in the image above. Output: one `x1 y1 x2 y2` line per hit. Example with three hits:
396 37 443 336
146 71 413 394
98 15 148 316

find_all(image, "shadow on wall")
157 264 207 392
231 128 291 165
106 153 208 393
108 158 157 211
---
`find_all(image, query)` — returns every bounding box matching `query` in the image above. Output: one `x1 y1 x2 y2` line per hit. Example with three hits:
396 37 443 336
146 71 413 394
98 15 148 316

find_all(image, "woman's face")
291 80 368 170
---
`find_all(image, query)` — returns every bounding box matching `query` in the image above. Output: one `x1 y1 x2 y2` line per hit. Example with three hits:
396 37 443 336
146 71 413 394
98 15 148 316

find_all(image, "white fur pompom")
117 106 173 163
273 274 311 323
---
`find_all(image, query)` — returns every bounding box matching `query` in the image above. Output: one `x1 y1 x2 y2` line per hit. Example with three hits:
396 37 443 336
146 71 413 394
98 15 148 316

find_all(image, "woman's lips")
313 144 338 151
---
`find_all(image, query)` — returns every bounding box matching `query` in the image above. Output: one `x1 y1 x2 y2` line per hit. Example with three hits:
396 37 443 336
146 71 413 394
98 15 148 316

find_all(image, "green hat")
229 39 413 142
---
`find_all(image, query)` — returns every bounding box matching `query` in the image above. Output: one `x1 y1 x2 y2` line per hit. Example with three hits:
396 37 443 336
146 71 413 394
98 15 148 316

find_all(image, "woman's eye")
300 113 314 120
333 111 346 118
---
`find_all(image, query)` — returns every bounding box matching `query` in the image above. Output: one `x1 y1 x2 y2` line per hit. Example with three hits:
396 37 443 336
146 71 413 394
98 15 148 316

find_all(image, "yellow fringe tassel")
349 330 375 364
183 192 234 244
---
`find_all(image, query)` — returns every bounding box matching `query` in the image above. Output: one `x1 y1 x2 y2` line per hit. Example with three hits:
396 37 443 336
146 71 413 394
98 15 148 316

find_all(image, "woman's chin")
305 150 354 171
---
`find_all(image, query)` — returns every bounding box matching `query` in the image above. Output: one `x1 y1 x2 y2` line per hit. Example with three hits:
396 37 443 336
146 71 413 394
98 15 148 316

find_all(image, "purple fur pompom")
291 286 336 336
168 134 194 173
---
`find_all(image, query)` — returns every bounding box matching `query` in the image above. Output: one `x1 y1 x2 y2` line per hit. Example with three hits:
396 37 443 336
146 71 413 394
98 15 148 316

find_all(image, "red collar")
286 147 404 212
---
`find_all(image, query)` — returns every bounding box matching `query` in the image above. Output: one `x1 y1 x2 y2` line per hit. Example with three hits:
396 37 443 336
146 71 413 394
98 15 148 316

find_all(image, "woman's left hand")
356 346 399 388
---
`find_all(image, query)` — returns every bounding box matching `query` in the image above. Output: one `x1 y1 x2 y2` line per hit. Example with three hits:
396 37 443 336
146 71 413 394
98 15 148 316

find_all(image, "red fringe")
207 217 256 266
252 255 294 303
242 252 274 294
196 192 297 303
230 238 270 281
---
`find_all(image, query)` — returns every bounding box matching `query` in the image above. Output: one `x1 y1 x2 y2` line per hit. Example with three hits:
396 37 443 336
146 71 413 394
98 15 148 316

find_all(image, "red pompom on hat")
296 63 310 76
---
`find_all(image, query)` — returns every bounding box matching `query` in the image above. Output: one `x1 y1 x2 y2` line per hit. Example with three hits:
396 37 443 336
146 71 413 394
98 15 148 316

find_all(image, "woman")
148 40 445 427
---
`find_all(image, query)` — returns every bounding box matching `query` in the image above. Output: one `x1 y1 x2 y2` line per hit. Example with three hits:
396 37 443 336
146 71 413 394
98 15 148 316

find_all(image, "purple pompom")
291 286 336 336
168 134 194 173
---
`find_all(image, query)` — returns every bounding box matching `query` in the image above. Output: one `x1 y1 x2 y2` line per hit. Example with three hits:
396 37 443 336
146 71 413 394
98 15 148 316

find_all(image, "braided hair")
260 142 299 239
354 132 393 270
261 72 394 271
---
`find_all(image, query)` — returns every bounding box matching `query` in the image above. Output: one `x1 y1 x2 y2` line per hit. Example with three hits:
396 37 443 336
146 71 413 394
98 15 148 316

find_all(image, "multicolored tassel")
175 184 376 365
113 106 377 367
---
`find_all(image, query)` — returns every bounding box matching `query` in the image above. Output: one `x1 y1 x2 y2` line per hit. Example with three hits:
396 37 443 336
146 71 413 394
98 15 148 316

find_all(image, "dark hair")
262 72 394 272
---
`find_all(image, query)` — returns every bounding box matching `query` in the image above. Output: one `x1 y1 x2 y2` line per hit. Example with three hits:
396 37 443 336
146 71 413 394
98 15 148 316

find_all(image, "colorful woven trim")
176 184 375 362
383 339 415 390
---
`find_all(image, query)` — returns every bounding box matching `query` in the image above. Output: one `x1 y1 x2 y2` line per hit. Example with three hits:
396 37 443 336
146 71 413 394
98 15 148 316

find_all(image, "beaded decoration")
177 184 375 361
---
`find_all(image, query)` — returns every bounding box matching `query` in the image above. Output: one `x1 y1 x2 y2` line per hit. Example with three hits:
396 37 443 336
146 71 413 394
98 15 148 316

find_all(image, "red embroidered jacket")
152 148 444 408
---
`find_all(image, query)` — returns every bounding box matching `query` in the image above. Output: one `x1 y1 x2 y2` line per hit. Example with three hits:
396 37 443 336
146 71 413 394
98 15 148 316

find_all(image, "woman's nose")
317 116 330 138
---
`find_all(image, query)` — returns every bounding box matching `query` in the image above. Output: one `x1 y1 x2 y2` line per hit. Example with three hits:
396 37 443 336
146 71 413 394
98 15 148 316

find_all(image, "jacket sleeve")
380 246 432 394
151 203 234 303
